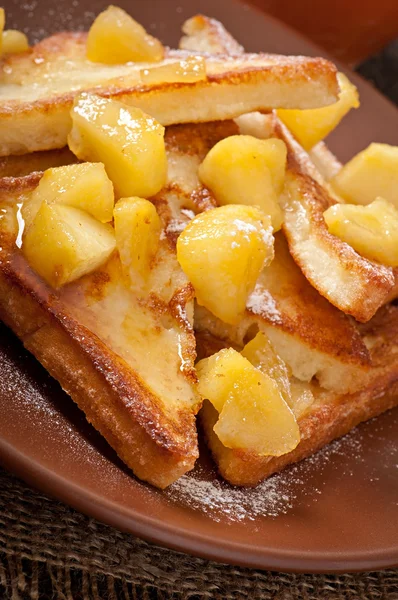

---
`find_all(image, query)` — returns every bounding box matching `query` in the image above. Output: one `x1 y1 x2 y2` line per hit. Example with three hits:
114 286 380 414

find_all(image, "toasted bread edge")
0 264 198 489
200 378 398 486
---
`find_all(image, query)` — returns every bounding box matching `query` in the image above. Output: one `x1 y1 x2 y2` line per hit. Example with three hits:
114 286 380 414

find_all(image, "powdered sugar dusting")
0 339 118 475
166 429 366 522
167 465 294 521
6 0 94 43
0 348 67 424
165 219 188 237
247 285 282 324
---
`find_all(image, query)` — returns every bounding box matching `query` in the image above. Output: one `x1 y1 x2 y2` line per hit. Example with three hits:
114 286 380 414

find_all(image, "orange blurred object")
249 0 398 65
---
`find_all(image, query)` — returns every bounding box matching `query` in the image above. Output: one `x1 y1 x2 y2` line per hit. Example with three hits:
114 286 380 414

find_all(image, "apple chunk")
22 162 114 229
197 348 300 456
198 135 286 231
86 5 164 64
176 204 274 325
114 197 161 289
242 331 292 407
331 143 398 207
324 197 398 267
23 203 116 288
68 94 168 199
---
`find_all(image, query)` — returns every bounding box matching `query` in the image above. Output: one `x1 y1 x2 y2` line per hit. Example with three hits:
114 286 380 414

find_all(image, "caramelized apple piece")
140 56 206 84
277 73 359 150
197 348 299 456
331 143 398 207
177 205 274 324
86 5 164 64
114 197 161 289
241 331 292 407
196 348 238 412
23 203 116 288
2 30 29 54
198 135 286 231
22 163 114 229
68 94 167 199
289 380 314 420
324 197 398 267
242 332 314 420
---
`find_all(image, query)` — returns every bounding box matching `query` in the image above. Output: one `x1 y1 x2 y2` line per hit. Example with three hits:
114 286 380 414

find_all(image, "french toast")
150 118 372 395
197 305 398 485
0 119 238 489
0 174 199 489
272 117 395 322
0 8 397 493
0 119 230 488
180 14 398 485
0 31 339 156
181 15 395 323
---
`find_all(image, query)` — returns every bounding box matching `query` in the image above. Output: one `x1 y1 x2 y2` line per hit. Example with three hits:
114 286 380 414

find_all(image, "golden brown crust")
0 31 338 156
199 306 398 486
194 234 372 394
0 256 198 489
0 171 42 193
0 147 77 178
272 117 395 322
0 161 200 489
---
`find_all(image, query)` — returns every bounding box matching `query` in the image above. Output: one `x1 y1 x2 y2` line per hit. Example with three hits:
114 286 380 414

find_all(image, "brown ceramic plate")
1 0 397 574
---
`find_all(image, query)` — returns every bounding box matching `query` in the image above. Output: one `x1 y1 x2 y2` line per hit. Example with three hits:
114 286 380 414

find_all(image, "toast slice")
0 119 240 488
180 15 395 323
304 139 398 305
197 306 398 486
156 116 372 395
180 15 398 486
194 232 371 394
0 31 338 156
272 117 395 322
0 121 220 487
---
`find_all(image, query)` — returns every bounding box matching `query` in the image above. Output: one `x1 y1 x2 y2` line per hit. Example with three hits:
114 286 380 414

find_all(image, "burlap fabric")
0 468 397 600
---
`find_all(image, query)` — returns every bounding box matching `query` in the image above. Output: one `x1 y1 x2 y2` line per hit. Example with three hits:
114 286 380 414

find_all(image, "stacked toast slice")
0 30 338 156
0 10 397 489
180 14 398 485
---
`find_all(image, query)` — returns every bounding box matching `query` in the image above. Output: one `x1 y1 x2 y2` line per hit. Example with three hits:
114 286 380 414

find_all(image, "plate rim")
1 0 398 574
1 430 398 573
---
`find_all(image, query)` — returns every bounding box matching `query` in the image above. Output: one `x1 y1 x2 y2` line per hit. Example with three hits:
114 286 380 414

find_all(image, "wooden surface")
248 0 398 65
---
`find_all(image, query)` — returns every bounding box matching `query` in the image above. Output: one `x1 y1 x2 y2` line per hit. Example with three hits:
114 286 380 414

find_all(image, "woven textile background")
1 40 398 600
1 468 398 600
